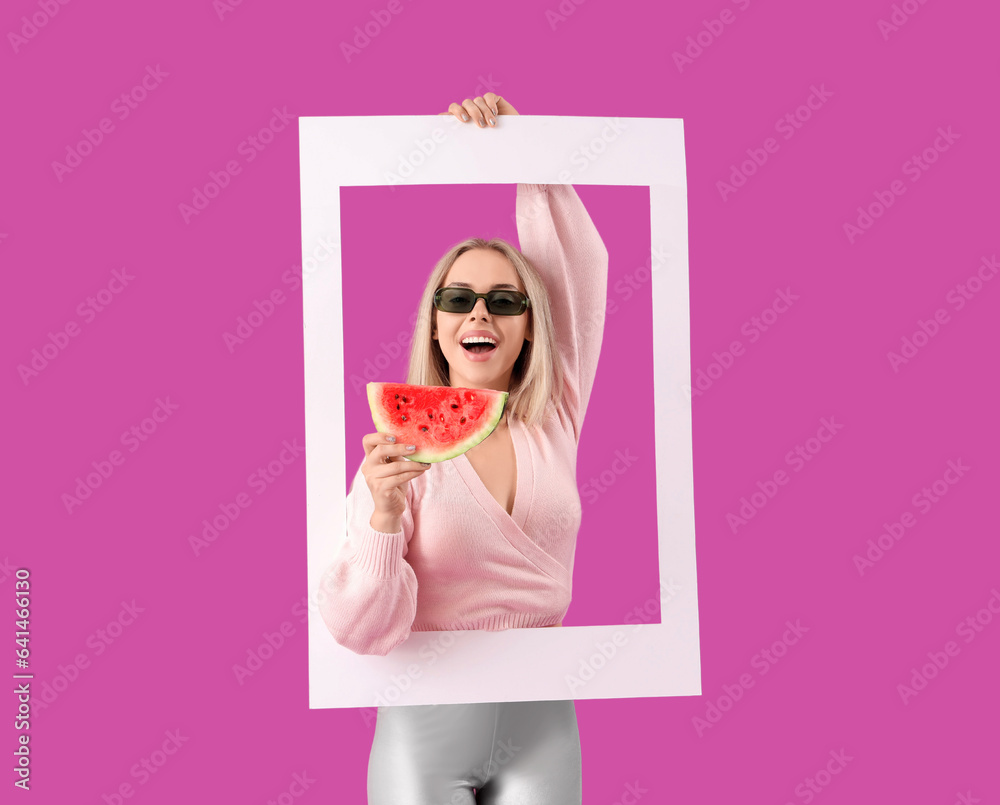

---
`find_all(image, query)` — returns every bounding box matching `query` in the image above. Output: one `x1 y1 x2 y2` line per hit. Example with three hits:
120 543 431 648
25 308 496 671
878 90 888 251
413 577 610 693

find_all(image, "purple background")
4 0 998 802
341 183 658 628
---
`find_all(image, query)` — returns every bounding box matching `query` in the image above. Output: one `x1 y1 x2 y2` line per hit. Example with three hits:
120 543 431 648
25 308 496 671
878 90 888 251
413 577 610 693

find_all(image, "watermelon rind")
366 383 508 463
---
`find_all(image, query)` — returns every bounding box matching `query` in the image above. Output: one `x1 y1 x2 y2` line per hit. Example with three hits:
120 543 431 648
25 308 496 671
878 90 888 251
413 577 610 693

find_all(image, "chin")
448 357 515 389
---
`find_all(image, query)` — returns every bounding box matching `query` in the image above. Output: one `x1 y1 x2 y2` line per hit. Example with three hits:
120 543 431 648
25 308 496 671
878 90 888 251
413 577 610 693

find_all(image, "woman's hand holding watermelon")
361 432 431 533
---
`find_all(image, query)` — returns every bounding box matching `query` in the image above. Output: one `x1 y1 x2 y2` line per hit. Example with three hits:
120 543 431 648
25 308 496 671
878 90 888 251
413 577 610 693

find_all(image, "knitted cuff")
351 526 406 579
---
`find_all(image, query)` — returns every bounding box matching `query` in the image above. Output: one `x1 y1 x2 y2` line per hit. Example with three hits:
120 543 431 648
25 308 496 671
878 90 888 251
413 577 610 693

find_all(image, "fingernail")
461 113 469 121
421 463 431 467
386 436 396 443
406 445 416 451
479 118 485 127
488 118 495 126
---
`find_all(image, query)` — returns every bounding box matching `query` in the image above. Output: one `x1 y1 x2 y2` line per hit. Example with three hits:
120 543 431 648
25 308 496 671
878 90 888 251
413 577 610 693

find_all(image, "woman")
319 93 608 804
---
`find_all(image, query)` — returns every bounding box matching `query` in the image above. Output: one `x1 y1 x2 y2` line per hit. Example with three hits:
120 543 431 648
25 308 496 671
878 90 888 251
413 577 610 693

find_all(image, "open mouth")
463 343 496 354
461 337 497 354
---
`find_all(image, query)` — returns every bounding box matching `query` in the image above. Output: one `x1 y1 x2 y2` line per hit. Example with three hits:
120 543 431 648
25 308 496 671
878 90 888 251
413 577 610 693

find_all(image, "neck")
447 369 513 396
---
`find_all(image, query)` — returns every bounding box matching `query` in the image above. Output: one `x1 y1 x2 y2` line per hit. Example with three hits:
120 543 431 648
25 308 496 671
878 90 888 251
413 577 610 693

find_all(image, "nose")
469 297 491 319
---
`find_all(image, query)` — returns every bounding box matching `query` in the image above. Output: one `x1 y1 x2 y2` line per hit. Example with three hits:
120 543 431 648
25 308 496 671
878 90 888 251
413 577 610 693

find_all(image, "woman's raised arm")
516 183 610 439
438 95 609 434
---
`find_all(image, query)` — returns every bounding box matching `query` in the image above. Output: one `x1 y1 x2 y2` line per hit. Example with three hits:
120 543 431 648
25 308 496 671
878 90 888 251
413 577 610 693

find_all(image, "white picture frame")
300 114 698 707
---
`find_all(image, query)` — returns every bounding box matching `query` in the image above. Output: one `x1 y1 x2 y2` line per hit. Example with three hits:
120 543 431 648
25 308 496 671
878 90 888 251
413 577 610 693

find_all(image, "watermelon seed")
460 417 466 424
420 426 428 432
451 404 458 409
395 394 399 399
440 414 445 422
396 404 400 410
402 396 408 403
401 415 407 421
428 413 433 419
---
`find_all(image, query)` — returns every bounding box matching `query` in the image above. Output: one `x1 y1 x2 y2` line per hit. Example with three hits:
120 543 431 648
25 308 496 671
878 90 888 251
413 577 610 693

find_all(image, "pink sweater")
319 184 609 655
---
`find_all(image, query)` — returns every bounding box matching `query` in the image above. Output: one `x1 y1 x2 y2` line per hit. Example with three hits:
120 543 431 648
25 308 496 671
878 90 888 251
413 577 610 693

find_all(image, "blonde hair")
406 238 563 427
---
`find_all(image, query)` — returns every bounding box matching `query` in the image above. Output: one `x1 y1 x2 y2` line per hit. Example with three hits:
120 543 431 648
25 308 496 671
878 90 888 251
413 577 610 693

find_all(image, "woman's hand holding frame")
439 93 519 127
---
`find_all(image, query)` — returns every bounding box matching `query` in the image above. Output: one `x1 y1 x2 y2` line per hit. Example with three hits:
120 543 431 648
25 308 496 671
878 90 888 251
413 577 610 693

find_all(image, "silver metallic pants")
368 700 582 804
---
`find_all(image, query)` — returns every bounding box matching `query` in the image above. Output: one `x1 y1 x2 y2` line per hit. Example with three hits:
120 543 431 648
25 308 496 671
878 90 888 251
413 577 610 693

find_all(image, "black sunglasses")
433 286 531 316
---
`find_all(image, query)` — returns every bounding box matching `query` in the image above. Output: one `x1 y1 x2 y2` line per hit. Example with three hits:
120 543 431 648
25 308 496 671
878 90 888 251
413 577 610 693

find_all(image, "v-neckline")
456 416 531 528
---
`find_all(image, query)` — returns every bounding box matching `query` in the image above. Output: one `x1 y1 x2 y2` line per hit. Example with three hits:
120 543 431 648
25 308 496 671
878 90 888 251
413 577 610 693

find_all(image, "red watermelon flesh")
367 383 508 463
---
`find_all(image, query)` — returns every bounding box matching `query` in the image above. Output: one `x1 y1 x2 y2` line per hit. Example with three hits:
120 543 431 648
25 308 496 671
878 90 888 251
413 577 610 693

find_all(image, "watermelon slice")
366 382 508 463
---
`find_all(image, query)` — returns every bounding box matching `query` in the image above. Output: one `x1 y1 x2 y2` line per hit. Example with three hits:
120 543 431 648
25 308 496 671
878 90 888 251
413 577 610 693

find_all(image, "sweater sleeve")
316 462 418 656
516 184 609 440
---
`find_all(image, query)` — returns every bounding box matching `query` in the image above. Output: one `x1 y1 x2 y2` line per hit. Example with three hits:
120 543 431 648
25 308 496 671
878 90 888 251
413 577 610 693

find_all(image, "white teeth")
462 336 497 346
